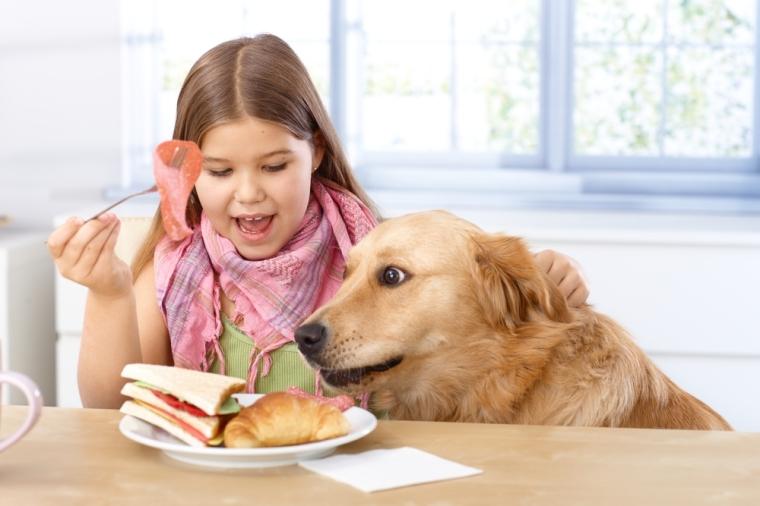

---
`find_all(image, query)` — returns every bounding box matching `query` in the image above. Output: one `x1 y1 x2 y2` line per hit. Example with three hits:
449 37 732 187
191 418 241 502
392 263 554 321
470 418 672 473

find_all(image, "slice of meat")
153 140 203 241
285 387 355 412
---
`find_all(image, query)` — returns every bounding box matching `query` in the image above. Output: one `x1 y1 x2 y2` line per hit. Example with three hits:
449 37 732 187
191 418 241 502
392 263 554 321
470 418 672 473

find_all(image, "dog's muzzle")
294 322 403 386
294 323 328 357
319 357 403 387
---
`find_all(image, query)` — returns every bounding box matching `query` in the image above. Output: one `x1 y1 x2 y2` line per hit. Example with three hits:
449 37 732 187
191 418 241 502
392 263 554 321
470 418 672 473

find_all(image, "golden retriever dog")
295 210 730 430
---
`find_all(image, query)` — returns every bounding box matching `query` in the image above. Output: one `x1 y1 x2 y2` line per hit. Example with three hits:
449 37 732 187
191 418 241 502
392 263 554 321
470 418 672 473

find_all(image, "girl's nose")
235 172 266 204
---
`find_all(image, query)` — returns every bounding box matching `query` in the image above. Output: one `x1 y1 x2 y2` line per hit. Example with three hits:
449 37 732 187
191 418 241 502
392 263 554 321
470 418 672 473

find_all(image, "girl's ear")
471 232 571 328
312 132 326 171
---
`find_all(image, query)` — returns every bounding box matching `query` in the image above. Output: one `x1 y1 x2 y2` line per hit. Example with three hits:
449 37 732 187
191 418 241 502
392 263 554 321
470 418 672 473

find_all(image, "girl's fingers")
103 218 121 253
76 218 120 279
556 271 579 299
547 258 570 287
536 250 589 307
535 250 573 287
534 250 555 274
47 217 85 258
89 219 122 277
559 271 590 307
58 214 117 269
567 285 590 307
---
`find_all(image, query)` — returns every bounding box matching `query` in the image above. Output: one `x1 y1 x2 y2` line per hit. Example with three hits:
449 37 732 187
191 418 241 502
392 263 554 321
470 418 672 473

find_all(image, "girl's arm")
78 258 171 408
48 214 170 409
534 249 590 307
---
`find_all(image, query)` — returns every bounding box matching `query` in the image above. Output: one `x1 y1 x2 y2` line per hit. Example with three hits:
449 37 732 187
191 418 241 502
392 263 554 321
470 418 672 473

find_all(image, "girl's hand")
534 249 590 307
47 213 132 298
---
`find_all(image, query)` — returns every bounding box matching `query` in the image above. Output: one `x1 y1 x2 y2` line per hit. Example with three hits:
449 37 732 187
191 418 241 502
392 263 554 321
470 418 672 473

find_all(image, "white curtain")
120 0 163 188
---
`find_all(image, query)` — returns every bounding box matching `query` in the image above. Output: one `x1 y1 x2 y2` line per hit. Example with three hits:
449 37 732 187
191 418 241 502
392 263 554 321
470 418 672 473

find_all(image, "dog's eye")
379 266 406 286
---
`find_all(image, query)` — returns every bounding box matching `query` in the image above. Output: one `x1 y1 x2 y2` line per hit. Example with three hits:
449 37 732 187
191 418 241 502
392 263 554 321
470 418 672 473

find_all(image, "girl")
47 34 589 409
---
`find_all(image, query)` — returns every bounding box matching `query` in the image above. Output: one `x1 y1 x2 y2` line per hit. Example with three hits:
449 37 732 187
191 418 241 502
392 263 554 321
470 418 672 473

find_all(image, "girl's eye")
264 164 286 172
207 168 232 177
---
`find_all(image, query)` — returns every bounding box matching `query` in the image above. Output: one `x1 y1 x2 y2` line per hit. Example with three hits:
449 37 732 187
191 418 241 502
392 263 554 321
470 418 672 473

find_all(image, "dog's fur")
296 211 731 430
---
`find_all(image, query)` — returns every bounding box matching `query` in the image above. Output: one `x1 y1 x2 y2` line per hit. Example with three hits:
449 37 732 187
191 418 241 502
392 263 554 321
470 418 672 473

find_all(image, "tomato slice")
137 401 210 445
150 389 208 417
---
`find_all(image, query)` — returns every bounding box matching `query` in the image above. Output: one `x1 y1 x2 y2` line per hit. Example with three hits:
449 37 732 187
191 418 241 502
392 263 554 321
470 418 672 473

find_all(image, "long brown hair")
132 34 379 279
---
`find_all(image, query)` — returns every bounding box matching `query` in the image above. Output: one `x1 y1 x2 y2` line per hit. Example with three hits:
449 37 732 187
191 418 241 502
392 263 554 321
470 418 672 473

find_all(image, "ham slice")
286 387 355 412
153 140 203 241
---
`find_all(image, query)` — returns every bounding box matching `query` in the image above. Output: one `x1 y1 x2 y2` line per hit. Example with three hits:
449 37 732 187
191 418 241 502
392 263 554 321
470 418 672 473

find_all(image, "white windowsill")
84 189 760 248
365 187 760 247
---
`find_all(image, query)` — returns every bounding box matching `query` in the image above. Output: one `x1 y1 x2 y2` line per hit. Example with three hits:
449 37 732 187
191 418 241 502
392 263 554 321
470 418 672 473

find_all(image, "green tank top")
210 316 317 393
210 316 388 418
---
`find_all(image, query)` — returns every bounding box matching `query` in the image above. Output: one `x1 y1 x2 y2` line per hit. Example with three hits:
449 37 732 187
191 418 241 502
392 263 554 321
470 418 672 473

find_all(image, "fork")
85 145 188 222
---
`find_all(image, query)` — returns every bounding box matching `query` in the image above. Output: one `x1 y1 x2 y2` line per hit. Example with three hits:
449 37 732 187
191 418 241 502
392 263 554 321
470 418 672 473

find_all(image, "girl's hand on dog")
534 250 589 307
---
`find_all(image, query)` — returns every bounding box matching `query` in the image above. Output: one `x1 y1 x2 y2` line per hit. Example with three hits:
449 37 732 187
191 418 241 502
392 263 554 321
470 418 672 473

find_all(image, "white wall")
0 0 122 230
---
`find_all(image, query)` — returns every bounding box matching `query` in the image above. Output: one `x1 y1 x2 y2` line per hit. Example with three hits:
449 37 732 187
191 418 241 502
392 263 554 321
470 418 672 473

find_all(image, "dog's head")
295 210 570 394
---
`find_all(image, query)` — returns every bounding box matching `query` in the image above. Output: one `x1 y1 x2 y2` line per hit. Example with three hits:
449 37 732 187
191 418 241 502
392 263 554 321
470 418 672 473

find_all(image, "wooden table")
1 406 759 505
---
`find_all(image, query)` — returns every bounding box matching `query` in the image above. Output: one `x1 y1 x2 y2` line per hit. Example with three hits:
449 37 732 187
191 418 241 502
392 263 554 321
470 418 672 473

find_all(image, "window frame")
339 0 760 201
564 0 760 174
119 0 760 204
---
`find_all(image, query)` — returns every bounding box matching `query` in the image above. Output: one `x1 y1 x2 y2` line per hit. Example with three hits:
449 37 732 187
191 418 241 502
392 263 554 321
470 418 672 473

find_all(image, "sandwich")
119 363 246 448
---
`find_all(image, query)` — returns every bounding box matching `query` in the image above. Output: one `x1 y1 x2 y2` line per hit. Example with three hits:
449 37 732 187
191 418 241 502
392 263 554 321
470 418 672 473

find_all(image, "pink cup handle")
0 372 43 452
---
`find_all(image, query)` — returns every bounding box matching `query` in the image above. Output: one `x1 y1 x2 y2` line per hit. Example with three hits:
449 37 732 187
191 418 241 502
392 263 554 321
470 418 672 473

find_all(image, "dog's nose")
295 323 328 356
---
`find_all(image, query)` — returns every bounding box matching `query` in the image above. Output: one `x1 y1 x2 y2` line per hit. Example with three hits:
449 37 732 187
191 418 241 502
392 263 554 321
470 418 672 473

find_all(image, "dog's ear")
471 232 571 327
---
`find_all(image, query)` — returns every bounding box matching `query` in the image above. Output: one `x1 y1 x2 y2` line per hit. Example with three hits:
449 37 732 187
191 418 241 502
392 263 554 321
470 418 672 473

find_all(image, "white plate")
118 393 377 468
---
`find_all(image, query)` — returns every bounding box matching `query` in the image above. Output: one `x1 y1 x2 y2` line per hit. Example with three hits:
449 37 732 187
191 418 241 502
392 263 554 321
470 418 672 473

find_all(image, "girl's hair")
131 34 378 279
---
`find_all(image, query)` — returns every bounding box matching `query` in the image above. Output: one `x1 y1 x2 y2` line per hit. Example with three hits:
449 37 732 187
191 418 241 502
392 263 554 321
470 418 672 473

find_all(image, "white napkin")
298 447 482 492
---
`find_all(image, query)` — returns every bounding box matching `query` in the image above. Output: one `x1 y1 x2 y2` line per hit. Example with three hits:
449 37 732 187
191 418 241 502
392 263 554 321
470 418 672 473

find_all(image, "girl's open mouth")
235 215 274 240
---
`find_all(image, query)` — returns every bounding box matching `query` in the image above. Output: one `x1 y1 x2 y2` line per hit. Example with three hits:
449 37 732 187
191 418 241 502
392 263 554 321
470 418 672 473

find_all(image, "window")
357 1 540 154
120 0 759 205
571 0 756 166
120 0 330 188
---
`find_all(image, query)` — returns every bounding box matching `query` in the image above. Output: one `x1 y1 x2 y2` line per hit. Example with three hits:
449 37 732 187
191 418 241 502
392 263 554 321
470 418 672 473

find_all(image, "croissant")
223 392 350 448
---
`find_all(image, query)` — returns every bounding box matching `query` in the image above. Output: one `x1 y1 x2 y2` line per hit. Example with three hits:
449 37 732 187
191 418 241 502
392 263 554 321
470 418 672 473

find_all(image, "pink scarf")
154 178 377 392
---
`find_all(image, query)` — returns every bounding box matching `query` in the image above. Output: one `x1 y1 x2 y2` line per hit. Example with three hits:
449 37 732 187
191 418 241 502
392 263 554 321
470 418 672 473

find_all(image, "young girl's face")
196 116 323 260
